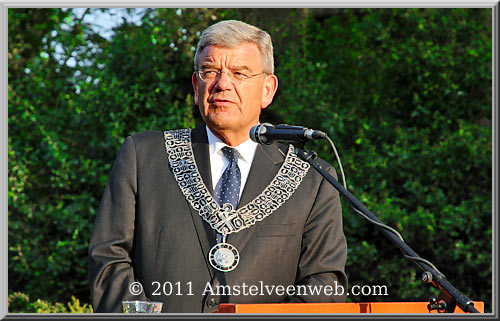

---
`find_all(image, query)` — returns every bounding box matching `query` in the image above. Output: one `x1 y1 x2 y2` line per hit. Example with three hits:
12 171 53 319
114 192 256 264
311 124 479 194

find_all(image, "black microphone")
250 123 327 145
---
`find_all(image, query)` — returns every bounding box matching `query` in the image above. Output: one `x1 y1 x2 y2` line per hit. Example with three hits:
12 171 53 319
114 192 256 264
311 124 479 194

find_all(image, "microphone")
250 123 327 145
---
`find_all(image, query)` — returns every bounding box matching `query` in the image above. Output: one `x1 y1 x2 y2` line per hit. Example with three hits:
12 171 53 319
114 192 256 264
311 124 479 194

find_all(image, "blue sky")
70 8 147 40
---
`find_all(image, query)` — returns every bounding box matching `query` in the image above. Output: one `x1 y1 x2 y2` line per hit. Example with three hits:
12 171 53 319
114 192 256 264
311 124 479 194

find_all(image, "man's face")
192 42 278 145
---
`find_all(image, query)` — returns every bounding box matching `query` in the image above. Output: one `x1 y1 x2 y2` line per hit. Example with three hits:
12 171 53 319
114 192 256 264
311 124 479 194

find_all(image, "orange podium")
218 302 484 313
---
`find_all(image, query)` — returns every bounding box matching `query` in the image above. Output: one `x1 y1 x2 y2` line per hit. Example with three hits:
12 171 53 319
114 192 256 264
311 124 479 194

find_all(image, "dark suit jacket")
88 124 348 313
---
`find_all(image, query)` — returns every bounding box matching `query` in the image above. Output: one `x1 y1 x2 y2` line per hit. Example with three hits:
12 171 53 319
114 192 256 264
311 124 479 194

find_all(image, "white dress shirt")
206 125 258 201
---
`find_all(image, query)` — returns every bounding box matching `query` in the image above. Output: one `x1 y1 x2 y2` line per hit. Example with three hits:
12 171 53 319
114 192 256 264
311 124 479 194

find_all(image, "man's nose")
214 71 233 90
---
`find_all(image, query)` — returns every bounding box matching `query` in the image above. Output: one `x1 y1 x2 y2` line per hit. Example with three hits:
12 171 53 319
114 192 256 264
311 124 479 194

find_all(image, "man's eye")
204 70 218 77
233 72 248 79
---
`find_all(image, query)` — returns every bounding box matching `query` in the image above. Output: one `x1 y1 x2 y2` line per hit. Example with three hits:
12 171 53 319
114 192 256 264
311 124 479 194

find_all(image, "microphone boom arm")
294 147 479 313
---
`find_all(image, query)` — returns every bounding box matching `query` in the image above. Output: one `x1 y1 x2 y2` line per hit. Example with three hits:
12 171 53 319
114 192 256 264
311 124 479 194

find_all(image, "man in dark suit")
88 19 347 313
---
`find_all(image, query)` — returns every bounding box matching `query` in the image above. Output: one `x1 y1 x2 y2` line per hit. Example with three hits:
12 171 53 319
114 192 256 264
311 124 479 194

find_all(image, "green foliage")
9 8 108 304
8 292 93 313
287 8 492 311
8 8 492 313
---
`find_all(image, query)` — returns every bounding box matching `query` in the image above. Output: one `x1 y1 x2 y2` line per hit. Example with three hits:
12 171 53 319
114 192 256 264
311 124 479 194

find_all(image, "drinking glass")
122 300 163 313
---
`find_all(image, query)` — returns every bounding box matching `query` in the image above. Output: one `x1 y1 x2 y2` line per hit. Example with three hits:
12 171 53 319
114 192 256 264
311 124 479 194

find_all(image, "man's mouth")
209 98 235 106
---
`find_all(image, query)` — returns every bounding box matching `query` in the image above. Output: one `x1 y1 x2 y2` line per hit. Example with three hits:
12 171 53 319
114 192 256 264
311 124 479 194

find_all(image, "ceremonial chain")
164 129 310 271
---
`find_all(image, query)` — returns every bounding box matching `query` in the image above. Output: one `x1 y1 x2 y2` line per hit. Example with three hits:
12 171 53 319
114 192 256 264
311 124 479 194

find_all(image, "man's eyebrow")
199 63 217 69
199 63 253 72
230 65 252 72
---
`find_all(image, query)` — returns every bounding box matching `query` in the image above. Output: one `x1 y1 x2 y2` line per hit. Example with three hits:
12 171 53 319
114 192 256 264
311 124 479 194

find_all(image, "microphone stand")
294 147 479 313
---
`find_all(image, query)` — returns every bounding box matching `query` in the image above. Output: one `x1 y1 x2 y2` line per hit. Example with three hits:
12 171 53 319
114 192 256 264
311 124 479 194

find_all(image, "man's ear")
192 72 199 105
261 74 278 109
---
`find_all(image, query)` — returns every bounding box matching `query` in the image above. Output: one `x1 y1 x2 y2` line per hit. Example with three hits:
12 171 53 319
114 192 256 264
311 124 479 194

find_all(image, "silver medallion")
209 243 239 272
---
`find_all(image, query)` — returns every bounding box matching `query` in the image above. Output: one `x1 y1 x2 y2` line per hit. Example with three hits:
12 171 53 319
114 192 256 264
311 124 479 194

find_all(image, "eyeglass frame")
195 68 268 84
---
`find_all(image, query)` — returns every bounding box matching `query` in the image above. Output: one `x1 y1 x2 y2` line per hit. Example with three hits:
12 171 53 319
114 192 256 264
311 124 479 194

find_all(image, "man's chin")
204 116 237 131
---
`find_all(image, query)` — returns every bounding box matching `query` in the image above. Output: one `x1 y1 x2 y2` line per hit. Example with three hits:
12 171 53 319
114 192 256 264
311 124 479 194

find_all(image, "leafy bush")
8 292 93 313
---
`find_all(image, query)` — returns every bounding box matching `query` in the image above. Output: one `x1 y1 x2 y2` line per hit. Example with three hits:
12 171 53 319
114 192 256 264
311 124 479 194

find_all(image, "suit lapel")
191 124 214 193
187 124 217 278
228 142 286 253
238 143 285 207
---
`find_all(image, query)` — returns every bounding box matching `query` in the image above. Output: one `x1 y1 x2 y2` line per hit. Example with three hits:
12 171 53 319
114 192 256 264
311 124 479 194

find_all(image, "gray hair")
193 20 274 74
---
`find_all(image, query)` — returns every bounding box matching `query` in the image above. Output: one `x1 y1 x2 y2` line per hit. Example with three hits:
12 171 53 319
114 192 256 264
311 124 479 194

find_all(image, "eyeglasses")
196 68 266 84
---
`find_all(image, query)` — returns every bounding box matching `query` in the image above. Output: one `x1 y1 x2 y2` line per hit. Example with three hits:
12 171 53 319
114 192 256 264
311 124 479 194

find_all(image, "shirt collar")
206 125 258 165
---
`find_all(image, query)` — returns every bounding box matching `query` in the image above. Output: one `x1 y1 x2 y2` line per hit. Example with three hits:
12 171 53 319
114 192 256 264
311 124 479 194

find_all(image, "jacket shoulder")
128 129 191 146
129 130 164 143
126 130 186 155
